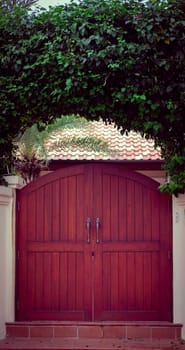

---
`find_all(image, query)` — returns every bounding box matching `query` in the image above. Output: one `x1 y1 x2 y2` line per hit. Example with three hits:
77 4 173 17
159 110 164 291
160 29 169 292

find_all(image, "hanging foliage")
0 0 38 12
0 0 184 194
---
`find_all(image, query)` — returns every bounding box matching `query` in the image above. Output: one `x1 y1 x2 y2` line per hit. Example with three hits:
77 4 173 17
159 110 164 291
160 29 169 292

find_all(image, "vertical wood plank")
127 180 135 241
76 175 85 242
27 253 35 311
118 177 127 241
102 253 111 310
143 252 152 311
135 184 144 241
76 253 84 310
52 180 60 241
111 253 119 310
27 192 36 241
68 177 77 242
135 252 144 310
143 189 152 241
59 252 68 311
60 178 68 241
51 252 60 310
35 253 44 311
102 175 111 242
36 187 44 241
151 190 160 241
84 246 92 320
151 252 159 311
67 253 76 310
127 252 136 310
44 185 52 241
43 252 51 310
110 176 119 241
118 253 127 310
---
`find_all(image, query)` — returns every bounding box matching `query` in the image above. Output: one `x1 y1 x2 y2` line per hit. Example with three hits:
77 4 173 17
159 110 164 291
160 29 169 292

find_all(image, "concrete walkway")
0 337 184 350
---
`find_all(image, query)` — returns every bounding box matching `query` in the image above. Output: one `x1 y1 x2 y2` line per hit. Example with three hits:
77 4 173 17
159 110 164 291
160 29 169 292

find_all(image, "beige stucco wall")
137 170 166 184
173 194 185 338
0 186 15 339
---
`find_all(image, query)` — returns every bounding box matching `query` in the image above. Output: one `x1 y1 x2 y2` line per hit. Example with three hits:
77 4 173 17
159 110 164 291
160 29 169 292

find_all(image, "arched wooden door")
16 164 172 321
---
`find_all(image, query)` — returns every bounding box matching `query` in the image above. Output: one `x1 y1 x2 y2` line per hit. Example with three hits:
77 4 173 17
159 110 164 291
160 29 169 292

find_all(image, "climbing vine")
0 0 184 194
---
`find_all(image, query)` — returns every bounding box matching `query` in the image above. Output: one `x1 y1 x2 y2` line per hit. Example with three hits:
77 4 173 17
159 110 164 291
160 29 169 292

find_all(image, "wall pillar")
0 187 15 339
173 194 185 338
0 176 23 339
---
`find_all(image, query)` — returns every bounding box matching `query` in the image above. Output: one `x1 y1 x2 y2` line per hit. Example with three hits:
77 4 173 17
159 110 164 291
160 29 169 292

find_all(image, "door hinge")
17 251 20 260
17 301 20 311
168 251 171 260
17 201 20 211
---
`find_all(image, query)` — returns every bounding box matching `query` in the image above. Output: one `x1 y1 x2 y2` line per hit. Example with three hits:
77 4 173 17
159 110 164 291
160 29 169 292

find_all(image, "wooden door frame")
15 163 173 321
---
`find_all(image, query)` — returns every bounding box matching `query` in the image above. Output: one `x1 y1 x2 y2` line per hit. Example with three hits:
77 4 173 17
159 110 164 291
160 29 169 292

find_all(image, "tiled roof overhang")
45 120 162 163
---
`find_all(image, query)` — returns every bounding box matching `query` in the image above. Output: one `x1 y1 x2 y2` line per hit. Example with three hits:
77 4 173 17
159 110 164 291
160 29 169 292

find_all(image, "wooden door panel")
25 248 90 319
101 176 161 243
17 166 92 321
93 164 172 321
95 251 161 320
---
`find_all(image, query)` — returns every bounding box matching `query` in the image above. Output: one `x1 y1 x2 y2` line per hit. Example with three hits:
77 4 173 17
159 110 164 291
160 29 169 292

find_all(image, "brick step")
5 321 182 341
0 337 184 350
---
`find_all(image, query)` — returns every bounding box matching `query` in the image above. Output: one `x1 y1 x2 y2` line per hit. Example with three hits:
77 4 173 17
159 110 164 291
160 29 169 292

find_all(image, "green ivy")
0 0 185 194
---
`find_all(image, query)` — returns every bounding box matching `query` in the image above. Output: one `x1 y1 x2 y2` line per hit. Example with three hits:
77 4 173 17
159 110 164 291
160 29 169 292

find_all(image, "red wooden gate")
16 164 172 321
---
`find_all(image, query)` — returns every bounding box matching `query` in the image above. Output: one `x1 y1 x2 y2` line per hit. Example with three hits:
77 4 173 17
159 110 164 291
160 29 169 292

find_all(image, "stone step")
5 321 182 341
0 322 182 350
0 337 184 350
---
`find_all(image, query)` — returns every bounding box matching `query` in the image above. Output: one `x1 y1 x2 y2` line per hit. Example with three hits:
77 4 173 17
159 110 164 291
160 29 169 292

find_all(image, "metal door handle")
86 217 91 243
96 217 100 244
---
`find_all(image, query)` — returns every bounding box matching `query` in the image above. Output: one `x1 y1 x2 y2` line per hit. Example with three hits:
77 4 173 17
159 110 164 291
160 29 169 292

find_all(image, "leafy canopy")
0 0 185 194
0 0 38 12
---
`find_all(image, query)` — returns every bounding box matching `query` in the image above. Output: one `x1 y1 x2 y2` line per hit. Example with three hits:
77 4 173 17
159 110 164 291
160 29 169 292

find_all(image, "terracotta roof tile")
45 120 162 161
